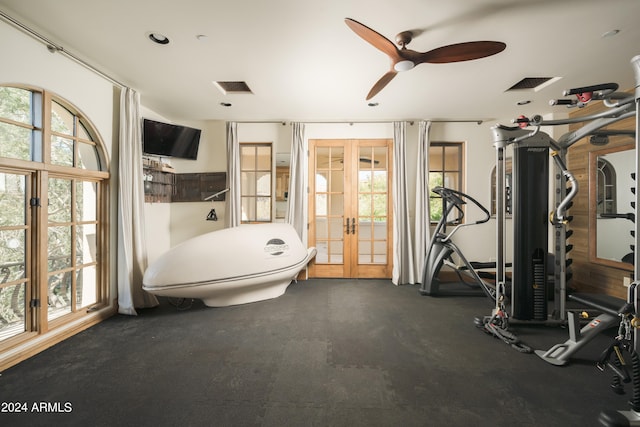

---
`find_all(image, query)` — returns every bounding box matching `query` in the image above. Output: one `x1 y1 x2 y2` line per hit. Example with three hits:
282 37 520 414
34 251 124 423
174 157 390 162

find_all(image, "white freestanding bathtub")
142 223 316 307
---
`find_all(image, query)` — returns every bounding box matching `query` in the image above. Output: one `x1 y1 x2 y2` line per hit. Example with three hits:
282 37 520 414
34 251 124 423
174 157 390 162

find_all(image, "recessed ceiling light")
220 102 232 107
148 33 170 45
602 29 620 38
516 100 532 106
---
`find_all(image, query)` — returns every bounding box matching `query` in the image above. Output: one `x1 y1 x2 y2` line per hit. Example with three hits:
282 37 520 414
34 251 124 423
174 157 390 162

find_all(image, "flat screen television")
142 118 201 160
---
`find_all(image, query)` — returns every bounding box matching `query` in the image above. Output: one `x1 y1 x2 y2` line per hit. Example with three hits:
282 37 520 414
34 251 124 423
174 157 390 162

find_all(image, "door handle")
345 217 350 235
351 217 356 234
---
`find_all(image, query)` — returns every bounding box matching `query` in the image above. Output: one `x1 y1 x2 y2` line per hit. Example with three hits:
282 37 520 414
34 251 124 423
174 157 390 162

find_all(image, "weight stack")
512 142 549 320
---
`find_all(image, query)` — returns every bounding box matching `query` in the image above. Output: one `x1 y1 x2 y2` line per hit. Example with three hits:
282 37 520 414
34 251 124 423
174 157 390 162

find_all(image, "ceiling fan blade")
367 71 397 100
345 18 401 61
418 41 506 64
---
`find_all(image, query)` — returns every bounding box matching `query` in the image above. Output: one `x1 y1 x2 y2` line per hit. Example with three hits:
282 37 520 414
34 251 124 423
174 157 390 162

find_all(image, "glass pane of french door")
76 180 98 309
314 145 345 264
358 145 388 265
0 171 30 342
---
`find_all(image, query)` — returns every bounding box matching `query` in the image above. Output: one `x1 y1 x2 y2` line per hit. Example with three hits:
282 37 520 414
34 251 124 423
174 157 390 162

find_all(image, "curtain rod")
300 119 485 125
0 11 126 88
234 119 484 126
431 119 484 125
300 120 484 125
234 121 289 125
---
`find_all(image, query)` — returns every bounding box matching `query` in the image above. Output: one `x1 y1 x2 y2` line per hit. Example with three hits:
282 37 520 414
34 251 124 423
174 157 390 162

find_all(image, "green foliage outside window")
358 170 387 221
0 87 32 161
429 173 444 222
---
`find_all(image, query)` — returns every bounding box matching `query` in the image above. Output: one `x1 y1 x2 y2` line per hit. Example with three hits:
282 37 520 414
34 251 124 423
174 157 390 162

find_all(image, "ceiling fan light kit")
394 60 415 72
344 18 506 100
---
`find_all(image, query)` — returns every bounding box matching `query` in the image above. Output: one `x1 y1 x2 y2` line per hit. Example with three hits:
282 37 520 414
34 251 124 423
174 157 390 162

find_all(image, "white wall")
140 114 228 255
0 18 118 300
0 23 115 156
167 120 227 247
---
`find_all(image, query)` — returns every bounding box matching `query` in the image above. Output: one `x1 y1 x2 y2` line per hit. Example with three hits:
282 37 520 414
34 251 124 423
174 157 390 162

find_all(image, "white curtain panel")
285 122 307 241
117 87 158 315
392 121 417 285
414 121 432 284
225 122 241 227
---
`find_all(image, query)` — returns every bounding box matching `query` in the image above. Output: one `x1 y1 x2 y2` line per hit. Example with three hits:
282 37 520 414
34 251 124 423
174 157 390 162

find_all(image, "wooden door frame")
308 138 393 279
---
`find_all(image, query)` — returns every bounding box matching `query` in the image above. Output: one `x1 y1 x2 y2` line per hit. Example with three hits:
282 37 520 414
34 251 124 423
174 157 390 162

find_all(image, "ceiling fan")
345 18 507 100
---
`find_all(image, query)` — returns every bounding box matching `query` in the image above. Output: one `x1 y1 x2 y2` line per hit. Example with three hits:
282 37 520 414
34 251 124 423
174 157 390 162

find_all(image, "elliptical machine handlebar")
432 186 491 226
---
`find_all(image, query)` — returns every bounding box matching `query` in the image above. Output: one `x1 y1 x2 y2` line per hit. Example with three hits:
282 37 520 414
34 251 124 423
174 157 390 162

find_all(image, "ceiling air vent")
213 81 253 95
507 77 560 91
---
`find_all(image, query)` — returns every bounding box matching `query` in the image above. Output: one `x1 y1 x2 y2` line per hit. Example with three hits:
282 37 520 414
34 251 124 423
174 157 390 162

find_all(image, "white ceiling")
1 0 639 123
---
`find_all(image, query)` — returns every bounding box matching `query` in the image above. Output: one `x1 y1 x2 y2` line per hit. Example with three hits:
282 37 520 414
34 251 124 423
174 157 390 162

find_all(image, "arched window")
596 158 616 215
0 85 109 348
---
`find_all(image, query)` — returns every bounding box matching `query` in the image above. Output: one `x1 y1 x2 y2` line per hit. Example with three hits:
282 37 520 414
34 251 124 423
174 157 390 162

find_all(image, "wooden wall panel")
565 90 634 299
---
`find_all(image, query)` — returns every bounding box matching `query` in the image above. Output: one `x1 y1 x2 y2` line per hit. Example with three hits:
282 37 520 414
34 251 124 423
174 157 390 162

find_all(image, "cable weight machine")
478 72 637 352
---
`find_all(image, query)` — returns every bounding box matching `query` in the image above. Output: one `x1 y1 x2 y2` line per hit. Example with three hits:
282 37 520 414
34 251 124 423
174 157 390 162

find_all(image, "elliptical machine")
420 186 497 300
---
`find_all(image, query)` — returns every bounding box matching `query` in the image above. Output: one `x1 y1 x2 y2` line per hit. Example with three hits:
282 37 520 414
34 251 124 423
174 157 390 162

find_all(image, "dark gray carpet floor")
0 279 629 426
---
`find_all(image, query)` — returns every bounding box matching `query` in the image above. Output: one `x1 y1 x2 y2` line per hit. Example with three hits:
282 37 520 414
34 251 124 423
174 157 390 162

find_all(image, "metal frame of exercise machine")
521 81 636 365
485 125 576 325
479 66 637 351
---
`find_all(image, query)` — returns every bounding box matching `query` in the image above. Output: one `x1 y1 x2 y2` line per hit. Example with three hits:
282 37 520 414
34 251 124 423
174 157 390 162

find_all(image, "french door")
308 139 392 278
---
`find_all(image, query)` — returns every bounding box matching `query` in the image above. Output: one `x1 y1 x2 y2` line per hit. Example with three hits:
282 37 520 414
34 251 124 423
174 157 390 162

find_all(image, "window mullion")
70 178 77 312
73 116 79 168
41 92 52 165
35 171 49 333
